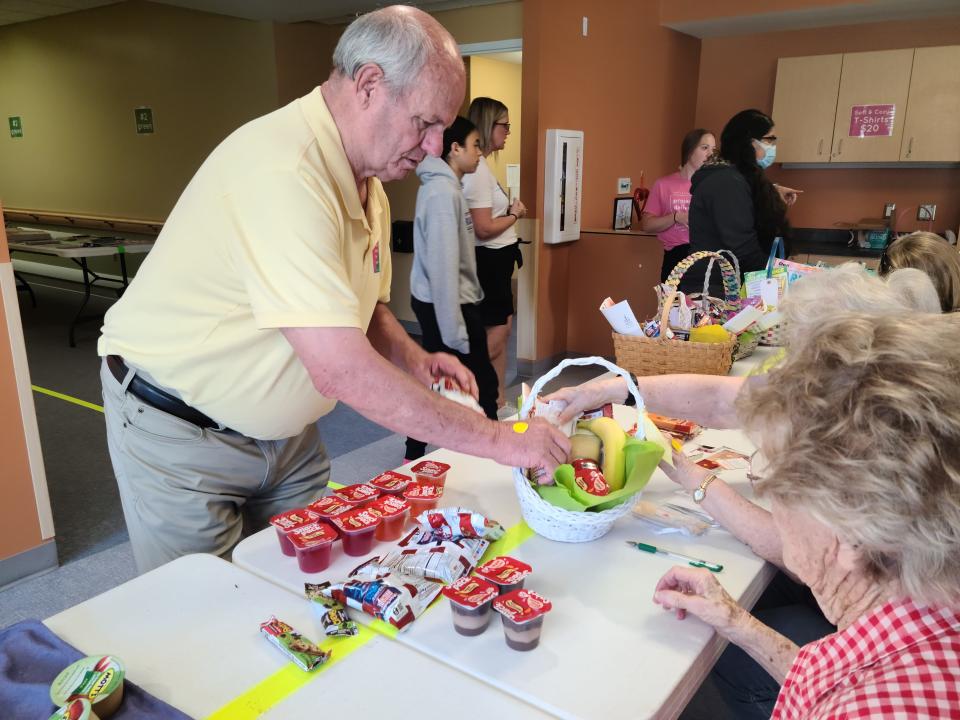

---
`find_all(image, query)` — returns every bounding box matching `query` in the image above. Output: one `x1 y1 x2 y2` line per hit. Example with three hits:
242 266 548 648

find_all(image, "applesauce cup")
366 495 411 541
410 460 451 489
369 470 412 496
333 483 380 507
403 483 443 515
441 575 499 636
493 589 553 651
333 507 382 556
289 521 338 573
269 508 319 557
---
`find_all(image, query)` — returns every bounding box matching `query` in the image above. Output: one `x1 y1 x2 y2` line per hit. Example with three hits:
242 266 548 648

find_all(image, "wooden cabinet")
771 45 960 164
772 54 843 162
900 45 960 162
831 49 915 162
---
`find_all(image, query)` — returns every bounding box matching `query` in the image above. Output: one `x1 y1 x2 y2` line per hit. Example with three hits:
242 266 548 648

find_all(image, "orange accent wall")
0 212 45 560
661 0 861 24
695 16 960 234
522 0 701 360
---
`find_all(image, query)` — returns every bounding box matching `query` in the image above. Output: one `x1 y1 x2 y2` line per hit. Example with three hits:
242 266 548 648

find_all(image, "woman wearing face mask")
404 116 499 461
462 97 527 408
640 129 716 282
681 109 799 294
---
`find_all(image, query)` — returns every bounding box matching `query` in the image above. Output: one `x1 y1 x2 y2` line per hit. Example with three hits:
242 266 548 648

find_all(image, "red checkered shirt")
773 597 960 719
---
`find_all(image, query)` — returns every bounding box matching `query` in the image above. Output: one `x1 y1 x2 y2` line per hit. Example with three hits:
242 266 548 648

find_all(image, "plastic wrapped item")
631 499 714 536
414 506 505 541
259 617 330 671
431 376 484 413
305 583 359 637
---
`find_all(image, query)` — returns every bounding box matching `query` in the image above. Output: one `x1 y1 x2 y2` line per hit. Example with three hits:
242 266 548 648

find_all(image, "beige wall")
0 0 278 221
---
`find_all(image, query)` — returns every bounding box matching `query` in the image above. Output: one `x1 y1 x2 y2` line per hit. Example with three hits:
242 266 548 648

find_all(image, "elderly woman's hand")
653 566 747 635
540 376 629 424
659 448 715 493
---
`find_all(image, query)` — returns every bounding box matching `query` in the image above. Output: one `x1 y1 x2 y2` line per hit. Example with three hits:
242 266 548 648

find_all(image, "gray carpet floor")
2 272 603 625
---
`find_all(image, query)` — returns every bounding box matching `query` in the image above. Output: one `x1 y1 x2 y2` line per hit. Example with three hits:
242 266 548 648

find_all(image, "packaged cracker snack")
319 572 427 631
414 506 505 541
259 617 330 671
305 583 359 637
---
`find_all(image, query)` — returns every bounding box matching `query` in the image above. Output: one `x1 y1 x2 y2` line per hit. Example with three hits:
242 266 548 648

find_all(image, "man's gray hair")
333 8 436 94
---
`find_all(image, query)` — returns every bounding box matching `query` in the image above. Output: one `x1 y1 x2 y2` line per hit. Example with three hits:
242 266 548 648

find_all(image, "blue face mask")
756 140 776 169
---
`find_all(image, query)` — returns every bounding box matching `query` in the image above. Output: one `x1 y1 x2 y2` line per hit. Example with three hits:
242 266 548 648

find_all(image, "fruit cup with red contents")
332 507 382 556
288 520 338 573
441 575 499 636
307 496 354 538
334 483 380 507
366 494 411 541
369 470 412 496
269 508 319 557
474 556 532 595
410 460 451 489
403 483 443 515
493 589 553 651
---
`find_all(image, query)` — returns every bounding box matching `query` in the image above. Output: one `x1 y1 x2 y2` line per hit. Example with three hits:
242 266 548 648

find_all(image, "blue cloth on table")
0 619 193 719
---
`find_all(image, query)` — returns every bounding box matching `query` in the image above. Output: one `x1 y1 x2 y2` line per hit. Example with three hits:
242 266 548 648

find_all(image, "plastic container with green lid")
48 697 94 720
50 655 125 718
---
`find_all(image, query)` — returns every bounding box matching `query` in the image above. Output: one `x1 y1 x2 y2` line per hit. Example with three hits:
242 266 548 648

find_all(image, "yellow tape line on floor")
32 385 103 413
208 519 535 715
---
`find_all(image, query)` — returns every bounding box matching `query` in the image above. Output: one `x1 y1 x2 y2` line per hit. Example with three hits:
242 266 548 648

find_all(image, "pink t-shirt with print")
644 172 691 251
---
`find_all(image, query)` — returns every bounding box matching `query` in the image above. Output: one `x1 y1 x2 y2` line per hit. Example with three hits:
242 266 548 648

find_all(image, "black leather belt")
106 355 220 430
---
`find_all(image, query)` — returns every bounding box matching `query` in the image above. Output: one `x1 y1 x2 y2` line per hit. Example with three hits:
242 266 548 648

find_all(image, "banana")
578 417 627 490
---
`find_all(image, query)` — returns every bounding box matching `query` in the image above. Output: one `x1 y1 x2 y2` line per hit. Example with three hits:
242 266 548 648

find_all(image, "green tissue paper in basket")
537 439 664 512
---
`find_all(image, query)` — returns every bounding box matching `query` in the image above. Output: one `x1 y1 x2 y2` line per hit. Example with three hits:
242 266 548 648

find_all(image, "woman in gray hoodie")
405 116 500 461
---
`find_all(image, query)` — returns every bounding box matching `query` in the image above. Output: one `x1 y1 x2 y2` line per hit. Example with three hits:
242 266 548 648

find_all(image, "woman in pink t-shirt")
641 129 716 282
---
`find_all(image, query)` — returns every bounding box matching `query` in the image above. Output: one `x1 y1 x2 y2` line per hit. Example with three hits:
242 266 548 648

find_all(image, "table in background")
7 227 153 346
233 412 774 720
44 554 551 719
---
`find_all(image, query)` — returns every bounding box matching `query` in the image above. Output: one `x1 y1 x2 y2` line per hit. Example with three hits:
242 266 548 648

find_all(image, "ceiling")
0 0 507 27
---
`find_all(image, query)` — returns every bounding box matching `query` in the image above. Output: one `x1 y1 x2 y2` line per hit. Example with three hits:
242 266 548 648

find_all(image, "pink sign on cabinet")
848 104 895 137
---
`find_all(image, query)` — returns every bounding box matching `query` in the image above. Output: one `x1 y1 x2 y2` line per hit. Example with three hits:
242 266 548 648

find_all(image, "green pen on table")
626 540 724 573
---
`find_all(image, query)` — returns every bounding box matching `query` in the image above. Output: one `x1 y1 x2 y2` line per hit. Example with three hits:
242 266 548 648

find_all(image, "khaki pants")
100 359 329 573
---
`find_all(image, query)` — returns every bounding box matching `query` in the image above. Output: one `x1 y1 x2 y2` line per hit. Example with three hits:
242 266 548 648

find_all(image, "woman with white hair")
654 309 960 717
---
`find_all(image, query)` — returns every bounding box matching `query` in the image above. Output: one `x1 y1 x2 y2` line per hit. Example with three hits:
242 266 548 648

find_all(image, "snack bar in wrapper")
259 617 330 671
415 507 505 541
431 376 484 414
305 583 359 637
320 570 425 631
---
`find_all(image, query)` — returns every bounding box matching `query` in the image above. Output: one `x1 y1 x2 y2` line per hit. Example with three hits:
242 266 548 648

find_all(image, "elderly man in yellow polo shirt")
97 6 569 573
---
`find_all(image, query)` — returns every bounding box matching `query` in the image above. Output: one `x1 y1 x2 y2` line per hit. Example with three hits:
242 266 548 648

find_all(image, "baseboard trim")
0 540 59 590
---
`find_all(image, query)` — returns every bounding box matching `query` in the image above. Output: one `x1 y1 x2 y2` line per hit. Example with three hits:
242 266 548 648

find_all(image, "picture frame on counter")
612 196 633 230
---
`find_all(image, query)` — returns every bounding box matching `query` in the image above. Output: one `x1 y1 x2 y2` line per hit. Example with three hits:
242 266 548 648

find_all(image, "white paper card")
760 278 781 307
600 299 643 336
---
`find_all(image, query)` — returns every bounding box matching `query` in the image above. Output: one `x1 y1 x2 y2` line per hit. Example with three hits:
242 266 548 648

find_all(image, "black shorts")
475 243 520 327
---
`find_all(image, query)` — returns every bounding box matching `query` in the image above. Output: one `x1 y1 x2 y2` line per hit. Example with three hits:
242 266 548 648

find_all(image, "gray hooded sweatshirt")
410 155 484 354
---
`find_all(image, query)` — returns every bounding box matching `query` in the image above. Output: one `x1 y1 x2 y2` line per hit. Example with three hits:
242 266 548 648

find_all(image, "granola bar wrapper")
259 617 330 671
415 506 505 541
320 569 430 632
305 583 360 637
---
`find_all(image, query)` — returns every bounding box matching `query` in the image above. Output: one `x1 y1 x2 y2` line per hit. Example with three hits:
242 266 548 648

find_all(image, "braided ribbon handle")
664 250 740 304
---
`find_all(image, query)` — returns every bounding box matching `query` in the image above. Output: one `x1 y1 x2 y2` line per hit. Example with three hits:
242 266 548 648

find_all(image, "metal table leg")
69 258 93 347
14 270 37 308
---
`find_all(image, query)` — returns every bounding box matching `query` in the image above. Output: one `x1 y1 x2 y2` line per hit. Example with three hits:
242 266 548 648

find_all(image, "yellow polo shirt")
99 87 392 440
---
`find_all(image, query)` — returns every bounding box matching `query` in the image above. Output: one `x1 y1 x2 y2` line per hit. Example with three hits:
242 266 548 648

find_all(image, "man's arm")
283 325 569 470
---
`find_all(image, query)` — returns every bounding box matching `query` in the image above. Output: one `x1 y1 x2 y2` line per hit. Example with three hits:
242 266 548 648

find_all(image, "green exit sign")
9 116 23 138
134 107 154 134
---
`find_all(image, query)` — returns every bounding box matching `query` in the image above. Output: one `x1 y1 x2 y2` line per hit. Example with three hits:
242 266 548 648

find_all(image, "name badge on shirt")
372 240 381 273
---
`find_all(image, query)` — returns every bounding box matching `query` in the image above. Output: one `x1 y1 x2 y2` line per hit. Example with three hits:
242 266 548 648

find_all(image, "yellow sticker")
512 421 529 434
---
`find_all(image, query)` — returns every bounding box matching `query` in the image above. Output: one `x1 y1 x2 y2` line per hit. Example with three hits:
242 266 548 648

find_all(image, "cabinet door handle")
818 138 823 156
906 137 913 158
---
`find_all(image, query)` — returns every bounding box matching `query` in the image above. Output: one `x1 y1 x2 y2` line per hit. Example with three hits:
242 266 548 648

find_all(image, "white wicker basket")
512 357 646 542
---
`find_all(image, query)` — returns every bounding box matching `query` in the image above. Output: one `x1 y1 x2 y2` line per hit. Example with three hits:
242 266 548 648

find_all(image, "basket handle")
665 250 739 304
518 356 646 440
657 290 679 343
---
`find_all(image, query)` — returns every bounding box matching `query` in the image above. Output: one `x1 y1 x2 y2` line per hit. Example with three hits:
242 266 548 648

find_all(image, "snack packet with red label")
259 617 330 671
431 376 484 414
415 506 505 541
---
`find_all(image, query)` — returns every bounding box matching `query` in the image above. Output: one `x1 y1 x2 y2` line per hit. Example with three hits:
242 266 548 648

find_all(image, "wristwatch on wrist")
693 473 718 504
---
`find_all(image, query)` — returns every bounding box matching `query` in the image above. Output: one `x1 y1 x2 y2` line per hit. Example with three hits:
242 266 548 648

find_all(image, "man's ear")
353 63 386 108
